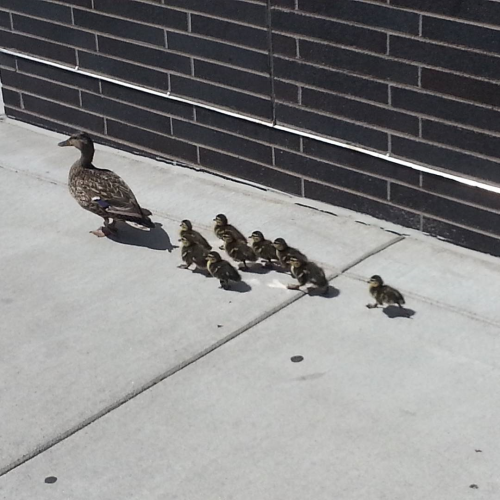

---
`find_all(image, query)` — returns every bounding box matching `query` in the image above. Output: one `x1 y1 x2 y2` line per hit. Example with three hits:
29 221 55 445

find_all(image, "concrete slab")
0 120 397 472
2 275 499 500
0 121 397 269
350 237 500 325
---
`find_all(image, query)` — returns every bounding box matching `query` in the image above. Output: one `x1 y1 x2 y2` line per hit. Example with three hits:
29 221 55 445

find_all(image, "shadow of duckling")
308 285 340 299
108 222 177 252
383 305 416 319
226 281 252 293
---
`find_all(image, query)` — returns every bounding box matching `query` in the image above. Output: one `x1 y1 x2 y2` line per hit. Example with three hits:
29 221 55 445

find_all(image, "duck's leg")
90 218 117 238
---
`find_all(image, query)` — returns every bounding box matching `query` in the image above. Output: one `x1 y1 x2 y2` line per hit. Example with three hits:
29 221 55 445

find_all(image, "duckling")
179 234 209 271
249 231 278 267
213 214 246 248
287 256 329 295
367 275 405 309
58 132 154 237
179 219 211 250
206 251 242 289
272 238 308 269
222 232 257 270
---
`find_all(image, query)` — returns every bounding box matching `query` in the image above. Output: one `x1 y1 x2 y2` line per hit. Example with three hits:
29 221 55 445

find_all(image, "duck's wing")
89 169 148 220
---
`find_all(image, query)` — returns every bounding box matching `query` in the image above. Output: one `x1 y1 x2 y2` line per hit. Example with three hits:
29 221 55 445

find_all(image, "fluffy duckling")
179 233 209 271
206 251 242 289
287 256 329 295
179 219 211 250
223 232 257 270
58 132 154 237
249 231 278 267
213 214 246 245
367 275 405 309
272 238 308 269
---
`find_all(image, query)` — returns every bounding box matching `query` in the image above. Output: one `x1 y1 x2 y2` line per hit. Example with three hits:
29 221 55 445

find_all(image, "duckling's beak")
58 139 71 147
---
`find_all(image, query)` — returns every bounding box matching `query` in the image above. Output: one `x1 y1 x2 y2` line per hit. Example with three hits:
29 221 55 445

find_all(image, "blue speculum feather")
93 197 110 209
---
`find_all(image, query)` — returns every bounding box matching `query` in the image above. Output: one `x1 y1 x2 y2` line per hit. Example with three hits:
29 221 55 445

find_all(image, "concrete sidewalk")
1 120 499 499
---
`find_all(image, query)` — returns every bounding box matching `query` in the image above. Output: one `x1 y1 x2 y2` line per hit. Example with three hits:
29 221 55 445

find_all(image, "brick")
74 9 165 46
168 31 269 73
275 149 388 198
390 35 500 82
272 0 295 8
273 10 387 54
191 15 267 51
422 69 500 108
0 0 72 23
421 173 500 212
0 9 10 29
391 183 500 236
273 57 388 104
163 0 267 27
172 119 273 164
79 52 169 92
94 0 188 31
304 180 421 229
423 17 500 56
97 36 191 75
107 119 198 163
422 218 500 258
101 82 194 120
5 107 76 136
195 108 300 150
194 60 271 96
170 74 272 120
390 0 500 29
272 33 296 58
0 52 16 69
392 87 500 134
274 80 299 104
58 0 92 7
17 58 100 92
302 88 419 135
423 120 500 160
392 136 500 184
82 93 172 135
12 14 96 51
22 94 105 133
1 71 81 106
2 87 21 108
200 148 302 195
297 0 419 35
0 30 77 65
277 103 388 152
300 40 418 86
303 138 420 185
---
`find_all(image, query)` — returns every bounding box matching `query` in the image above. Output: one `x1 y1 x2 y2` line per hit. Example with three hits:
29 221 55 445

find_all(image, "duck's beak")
58 139 71 147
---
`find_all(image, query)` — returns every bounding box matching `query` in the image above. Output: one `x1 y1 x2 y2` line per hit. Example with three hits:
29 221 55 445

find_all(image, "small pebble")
44 477 57 484
470 484 479 489
291 356 304 363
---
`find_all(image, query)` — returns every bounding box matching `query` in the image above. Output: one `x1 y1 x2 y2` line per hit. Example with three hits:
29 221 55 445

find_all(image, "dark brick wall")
1 0 500 256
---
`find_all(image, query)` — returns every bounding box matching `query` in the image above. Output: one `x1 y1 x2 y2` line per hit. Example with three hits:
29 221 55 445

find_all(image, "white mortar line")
2 48 500 196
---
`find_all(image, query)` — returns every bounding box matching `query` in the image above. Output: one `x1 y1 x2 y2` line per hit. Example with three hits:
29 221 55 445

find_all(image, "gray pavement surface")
1 120 500 499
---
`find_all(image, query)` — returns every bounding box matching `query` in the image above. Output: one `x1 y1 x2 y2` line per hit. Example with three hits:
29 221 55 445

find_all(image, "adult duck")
58 132 154 237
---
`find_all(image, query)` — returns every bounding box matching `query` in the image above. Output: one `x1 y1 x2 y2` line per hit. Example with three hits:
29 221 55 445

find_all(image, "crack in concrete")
0 235 405 478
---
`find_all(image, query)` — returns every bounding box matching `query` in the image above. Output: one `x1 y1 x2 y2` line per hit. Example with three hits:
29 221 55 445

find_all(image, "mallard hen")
58 132 154 237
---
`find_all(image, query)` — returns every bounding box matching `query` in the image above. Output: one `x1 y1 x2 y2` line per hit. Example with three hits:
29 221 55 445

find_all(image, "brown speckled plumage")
59 132 154 235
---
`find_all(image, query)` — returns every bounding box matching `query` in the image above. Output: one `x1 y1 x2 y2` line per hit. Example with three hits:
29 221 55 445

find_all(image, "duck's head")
213 214 228 226
58 132 94 151
273 238 287 251
206 251 222 263
288 256 305 268
368 275 384 288
180 219 192 231
249 230 264 242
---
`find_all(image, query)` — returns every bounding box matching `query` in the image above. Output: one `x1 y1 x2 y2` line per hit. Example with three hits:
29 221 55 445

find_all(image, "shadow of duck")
383 305 416 319
109 222 177 252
